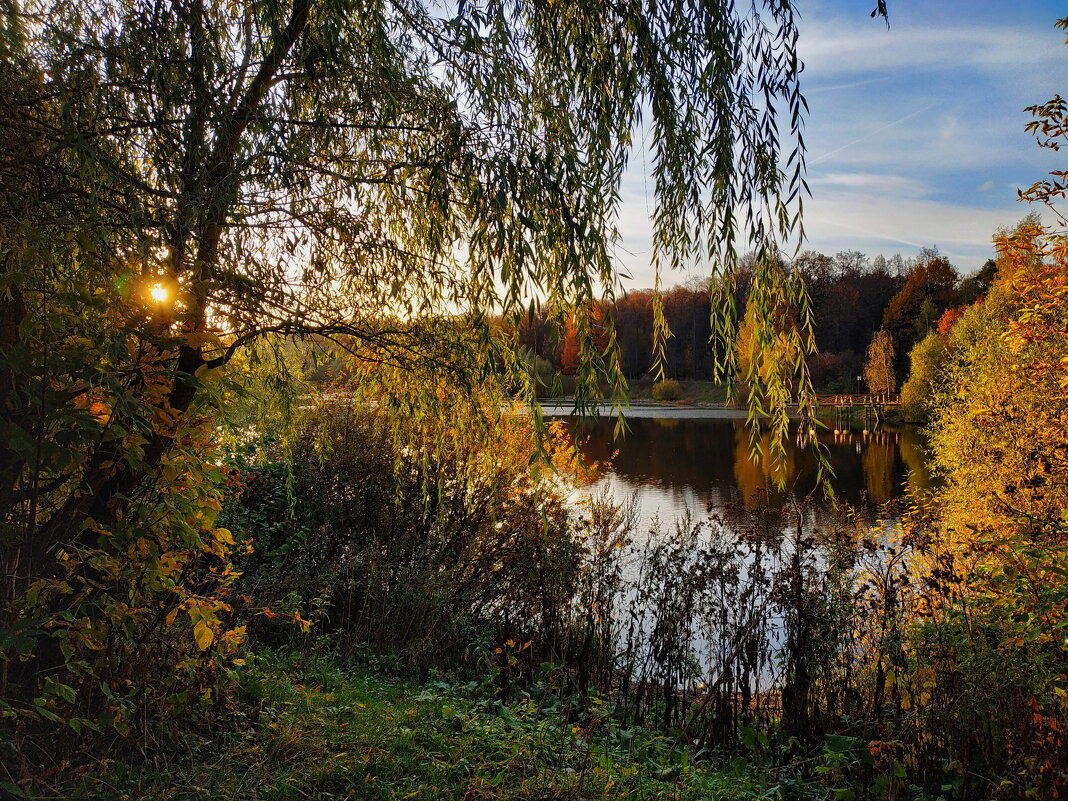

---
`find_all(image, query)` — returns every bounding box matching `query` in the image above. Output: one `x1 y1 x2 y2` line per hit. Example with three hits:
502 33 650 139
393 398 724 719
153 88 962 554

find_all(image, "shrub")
225 398 626 680
899 331 947 421
651 379 683 401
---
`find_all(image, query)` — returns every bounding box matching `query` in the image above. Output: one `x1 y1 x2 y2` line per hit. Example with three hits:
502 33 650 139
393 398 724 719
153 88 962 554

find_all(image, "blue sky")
612 1 1067 287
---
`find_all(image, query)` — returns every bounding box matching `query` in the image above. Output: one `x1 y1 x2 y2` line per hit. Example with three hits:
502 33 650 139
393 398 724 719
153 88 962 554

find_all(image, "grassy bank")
59 652 813 801
536 380 730 405
628 379 729 405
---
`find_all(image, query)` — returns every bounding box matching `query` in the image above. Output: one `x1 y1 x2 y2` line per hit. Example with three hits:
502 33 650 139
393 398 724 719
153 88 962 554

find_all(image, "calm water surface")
554 410 933 532
543 409 934 684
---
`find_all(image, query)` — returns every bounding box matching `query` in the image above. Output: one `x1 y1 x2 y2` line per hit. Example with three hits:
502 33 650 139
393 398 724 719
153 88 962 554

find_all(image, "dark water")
558 411 932 530
546 410 934 685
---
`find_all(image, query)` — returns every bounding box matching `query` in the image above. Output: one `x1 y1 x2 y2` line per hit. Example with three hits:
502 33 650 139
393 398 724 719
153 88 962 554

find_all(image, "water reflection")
559 415 932 529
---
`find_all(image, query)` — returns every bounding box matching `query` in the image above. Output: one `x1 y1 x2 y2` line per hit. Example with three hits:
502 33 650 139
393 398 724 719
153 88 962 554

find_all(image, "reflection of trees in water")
819 425 932 510
559 416 929 514
897 429 933 495
567 431 613 485
732 425 798 508
861 435 895 507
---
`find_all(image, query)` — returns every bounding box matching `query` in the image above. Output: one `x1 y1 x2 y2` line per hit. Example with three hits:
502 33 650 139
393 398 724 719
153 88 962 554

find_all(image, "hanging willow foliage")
8 0 828 410
0 0 888 595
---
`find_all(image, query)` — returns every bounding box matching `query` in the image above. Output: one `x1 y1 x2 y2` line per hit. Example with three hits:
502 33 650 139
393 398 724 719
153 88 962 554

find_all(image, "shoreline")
531 400 758 419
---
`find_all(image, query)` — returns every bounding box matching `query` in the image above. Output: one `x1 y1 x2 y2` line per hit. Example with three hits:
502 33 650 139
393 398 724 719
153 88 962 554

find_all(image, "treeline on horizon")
516 247 995 393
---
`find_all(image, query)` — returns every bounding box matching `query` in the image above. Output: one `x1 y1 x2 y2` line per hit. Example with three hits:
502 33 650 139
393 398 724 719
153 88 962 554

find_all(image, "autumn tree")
930 223 1068 540
863 329 896 396
907 33 1068 790
882 248 959 377
736 300 806 387
790 248 905 391
958 258 998 304
915 222 1068 794
899 331 946 421
610 290 656 378
559 313 582 377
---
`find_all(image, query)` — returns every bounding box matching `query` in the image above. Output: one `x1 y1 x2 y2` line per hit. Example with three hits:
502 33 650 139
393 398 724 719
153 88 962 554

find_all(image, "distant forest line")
518 248 994 393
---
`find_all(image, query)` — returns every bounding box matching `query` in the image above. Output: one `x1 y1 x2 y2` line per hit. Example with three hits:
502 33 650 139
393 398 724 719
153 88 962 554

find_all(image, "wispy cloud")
810 172 929 198
799 23 1062 79
806 75 894 95
803 193 1047 266
807 103 939 166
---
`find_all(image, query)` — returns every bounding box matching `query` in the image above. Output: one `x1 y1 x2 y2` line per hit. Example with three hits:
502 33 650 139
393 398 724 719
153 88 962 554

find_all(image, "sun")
149 283 169 303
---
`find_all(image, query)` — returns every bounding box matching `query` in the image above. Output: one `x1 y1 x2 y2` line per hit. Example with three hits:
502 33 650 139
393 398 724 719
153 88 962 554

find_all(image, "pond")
549 406 933 533
544 407 935 693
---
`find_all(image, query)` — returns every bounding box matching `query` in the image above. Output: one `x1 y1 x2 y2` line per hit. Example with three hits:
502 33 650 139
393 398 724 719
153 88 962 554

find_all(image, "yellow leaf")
214 528 235 546
193 620 215 651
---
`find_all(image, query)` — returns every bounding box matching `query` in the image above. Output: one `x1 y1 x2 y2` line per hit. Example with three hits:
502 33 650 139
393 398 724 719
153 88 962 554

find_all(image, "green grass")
627 380 729 405
64 652 818 801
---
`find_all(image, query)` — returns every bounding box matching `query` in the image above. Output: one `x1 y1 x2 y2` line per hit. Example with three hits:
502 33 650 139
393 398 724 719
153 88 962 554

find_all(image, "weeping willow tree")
0 0 864 736
2 0 836 523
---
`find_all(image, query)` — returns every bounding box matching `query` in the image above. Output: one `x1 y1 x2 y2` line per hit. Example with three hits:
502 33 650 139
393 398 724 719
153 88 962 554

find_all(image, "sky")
611 0 1067 287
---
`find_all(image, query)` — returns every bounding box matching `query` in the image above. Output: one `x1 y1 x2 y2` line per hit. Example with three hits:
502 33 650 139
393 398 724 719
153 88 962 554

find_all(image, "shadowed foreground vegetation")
29 218 1067 801
63 652 819 801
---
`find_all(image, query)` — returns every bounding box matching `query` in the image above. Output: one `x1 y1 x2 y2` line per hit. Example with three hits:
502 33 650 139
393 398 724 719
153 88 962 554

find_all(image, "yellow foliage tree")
863 329 896 396
899 331 947 421
930 224 1068 541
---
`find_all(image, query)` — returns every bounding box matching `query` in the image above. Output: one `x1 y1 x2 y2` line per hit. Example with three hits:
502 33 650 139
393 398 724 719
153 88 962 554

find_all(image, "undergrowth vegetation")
223 392 625 680
64 651 823 801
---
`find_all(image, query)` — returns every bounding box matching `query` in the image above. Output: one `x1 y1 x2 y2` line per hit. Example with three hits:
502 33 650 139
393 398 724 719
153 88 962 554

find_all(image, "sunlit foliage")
881 248 959 379
929 223 1068 541
862 328 895 396
898 331 945 421
901 221 1068 796
228 381 582 669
